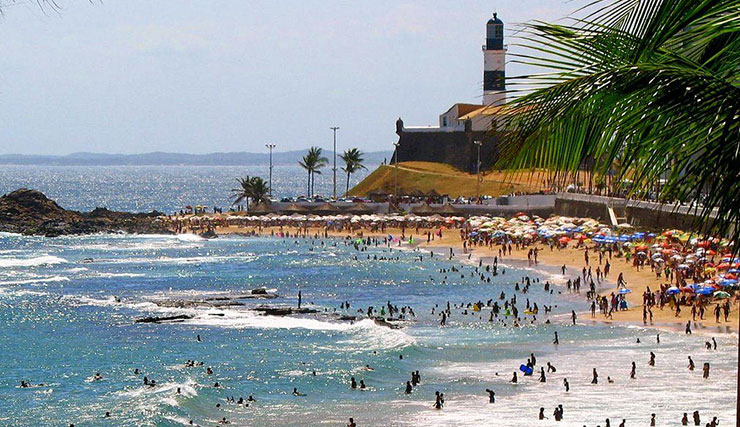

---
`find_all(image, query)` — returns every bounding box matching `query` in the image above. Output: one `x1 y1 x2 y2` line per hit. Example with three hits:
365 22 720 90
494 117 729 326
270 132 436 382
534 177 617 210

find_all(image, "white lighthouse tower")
483 13 506 106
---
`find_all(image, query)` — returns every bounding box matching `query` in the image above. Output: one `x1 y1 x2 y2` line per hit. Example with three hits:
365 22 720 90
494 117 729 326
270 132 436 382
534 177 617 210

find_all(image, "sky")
0 0 571 155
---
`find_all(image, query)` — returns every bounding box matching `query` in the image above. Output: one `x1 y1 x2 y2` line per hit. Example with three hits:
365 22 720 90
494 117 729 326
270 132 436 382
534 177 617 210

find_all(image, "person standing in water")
702 362 710 379
649 351 656 366
563 378 569 392
591 368 598 384
485 389 495 403
630 361 636 379
571 310 577 325
688 356 695 371
298 291 302 309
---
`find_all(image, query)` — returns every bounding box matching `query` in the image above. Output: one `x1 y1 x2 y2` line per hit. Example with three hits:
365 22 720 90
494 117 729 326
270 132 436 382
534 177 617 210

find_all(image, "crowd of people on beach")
31 213 735 426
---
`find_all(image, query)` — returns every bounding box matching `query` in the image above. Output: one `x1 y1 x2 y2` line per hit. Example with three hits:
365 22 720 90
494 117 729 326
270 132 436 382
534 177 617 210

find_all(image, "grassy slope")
348 161 543 197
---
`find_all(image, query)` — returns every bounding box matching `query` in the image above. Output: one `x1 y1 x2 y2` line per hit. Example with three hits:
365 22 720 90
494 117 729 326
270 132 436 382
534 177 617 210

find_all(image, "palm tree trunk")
307 171 310 197
346 172 351 196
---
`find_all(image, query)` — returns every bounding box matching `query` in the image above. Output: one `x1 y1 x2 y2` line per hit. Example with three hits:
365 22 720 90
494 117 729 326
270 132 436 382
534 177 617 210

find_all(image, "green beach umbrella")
713 291 731 299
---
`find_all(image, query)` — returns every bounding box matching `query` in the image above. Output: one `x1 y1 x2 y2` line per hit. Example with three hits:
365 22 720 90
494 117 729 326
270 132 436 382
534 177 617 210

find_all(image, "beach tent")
343 202 374 215
249 203 275 215
435 203 462 216
411 203 436 216
311 202 341 215
281 203 309 214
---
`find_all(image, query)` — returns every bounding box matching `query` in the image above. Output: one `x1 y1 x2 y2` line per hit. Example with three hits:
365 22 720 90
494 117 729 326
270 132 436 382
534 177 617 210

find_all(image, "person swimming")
405 381 413 394
511 372 518 383
350 377 357 389
292 387 305 396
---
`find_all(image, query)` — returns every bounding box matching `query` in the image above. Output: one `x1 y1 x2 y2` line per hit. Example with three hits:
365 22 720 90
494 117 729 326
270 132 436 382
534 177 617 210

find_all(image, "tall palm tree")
339 148 367 195
308 146 328 196
498 0 740 245
231 176 270 210
298 153 313 197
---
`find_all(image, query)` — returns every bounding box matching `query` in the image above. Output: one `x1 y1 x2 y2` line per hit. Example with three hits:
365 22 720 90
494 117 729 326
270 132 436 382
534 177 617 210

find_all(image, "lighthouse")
483 13 506 106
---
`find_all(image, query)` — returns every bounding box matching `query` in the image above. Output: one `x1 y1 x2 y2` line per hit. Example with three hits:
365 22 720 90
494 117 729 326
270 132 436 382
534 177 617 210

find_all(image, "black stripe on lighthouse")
484 70 505 91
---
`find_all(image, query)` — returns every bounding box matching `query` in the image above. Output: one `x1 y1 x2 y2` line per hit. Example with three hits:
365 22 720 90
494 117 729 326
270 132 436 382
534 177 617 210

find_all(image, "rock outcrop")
0 189 171 237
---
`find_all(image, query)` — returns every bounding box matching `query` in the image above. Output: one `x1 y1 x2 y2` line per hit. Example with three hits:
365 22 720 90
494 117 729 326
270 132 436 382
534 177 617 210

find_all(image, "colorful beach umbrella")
714 291 731 299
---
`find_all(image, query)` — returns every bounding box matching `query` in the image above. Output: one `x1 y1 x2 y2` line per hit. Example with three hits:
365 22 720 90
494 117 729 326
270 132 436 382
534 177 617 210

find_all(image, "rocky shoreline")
0 189 171 237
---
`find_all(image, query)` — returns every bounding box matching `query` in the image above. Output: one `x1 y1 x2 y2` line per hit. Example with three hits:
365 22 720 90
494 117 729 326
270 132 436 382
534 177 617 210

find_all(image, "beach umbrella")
617 288 632 294
696 287 714 296
719 279 738 287
666 287 680 295
714 291 731 299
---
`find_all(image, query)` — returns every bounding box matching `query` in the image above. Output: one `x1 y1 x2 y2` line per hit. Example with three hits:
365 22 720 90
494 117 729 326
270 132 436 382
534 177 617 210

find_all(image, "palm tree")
298 153 313 197
497 0 740 245
339 148 367 195
231 176 270 210
247 176 270 206
298 147 328 197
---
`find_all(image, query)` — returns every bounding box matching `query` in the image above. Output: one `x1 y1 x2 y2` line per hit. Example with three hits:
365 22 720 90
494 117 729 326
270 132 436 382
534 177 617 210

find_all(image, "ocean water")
0 165 373 213
0 233 736 426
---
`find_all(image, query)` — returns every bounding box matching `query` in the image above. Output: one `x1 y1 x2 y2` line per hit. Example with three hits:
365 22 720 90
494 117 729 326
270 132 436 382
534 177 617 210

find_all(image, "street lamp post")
330 126 340 200
393 142 400 201
265 143 276 197
474 140 482 203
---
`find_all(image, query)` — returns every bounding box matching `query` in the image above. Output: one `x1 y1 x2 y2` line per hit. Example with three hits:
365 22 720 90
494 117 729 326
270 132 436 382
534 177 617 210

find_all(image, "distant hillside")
0 150 393 166
349 161 543 198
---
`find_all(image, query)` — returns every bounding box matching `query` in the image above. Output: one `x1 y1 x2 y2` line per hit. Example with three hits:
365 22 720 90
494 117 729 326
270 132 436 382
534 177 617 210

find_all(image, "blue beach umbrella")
666 287 680 295
696 287 714 296
617 288 632 294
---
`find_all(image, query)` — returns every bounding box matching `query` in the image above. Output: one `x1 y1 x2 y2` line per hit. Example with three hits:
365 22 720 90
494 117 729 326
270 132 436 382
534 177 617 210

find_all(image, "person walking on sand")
685 320 692 335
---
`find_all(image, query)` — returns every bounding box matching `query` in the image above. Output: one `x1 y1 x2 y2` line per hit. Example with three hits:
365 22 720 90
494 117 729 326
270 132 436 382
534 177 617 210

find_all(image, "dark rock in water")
251 288 268 295
373 317 402 329
339 315 357 321
200 229 217 238
135 314 193 323
253 306 319 316
0 188 171 236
